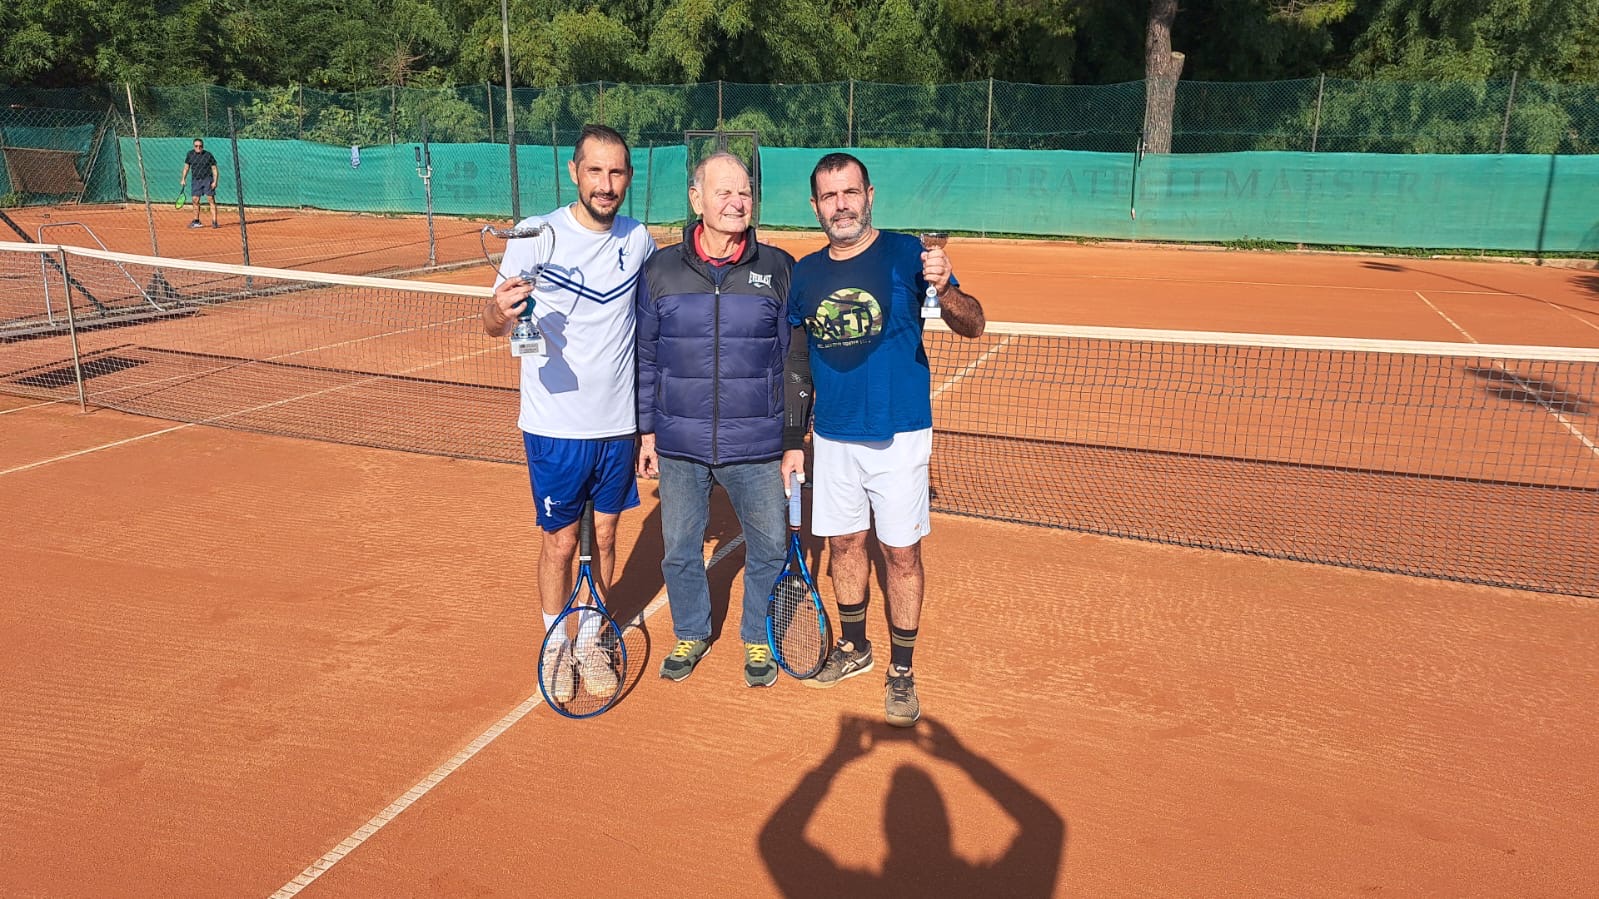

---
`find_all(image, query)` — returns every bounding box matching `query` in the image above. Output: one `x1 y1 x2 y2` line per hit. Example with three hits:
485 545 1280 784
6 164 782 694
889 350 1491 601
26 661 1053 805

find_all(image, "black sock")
889 625 918 670
838 600 868 649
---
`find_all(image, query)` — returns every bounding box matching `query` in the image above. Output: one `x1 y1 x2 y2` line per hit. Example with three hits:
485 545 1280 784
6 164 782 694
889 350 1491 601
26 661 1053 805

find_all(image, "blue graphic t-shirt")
789 230 954 442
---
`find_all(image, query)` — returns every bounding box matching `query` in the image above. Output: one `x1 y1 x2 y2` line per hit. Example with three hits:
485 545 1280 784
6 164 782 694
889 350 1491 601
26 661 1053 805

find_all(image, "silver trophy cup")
919 232 949 319
480 224 551 357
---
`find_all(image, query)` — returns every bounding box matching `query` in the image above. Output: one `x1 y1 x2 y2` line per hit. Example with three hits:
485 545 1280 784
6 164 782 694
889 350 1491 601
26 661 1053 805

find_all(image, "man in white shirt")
483 124 656 694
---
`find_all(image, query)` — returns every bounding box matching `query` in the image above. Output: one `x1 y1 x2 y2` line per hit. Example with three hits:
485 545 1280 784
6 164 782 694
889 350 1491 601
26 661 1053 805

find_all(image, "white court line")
1417 291 1599 459
0 339 495 478
0 423 192 476
1416 290 1479 343
0 398 66 415
271 533 746 898
932 334 1014 401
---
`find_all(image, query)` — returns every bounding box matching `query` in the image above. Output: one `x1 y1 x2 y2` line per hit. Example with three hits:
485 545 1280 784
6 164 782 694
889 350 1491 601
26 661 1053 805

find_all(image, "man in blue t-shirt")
780 152 986 727
179 138 220 229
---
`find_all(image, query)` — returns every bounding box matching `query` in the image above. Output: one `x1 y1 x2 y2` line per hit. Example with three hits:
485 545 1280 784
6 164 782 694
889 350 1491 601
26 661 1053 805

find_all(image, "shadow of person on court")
1578 272 1599 297
759 714 1066 899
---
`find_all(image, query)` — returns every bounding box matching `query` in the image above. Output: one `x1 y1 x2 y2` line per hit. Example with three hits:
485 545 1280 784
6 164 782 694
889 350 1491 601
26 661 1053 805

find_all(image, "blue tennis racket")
765 474 830 679
538 501 626 718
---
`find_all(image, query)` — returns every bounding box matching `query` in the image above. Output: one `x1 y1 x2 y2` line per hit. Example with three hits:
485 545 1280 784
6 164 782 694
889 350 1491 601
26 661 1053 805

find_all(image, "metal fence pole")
552 121 561 206
487 82 495 143
717 80 724 128
986 78 994 149
1499 70 1519 154
500 0 520 220
124 83 160 257
1310 74 1325 152
227 108 252 272
297 83 304 141
847 80 854 147
643 143 654 226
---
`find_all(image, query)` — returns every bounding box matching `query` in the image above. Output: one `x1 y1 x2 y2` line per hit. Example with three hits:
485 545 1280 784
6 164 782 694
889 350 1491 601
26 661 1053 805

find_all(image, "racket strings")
769 575 825 674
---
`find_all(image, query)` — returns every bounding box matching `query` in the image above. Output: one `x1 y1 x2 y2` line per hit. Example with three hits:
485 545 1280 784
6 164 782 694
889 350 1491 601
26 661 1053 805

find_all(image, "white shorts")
811 428 932 547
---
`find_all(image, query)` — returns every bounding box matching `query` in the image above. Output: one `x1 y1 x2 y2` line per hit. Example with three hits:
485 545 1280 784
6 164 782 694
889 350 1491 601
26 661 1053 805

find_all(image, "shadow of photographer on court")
759 714 1066 898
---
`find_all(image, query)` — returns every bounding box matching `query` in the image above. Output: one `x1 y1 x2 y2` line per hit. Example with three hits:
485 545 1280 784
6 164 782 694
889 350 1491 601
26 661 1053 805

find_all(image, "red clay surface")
3 239 1598 897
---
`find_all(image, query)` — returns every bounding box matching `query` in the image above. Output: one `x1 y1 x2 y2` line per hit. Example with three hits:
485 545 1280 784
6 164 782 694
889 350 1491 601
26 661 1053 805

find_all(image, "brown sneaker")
802 640 874 688
884 665 921 727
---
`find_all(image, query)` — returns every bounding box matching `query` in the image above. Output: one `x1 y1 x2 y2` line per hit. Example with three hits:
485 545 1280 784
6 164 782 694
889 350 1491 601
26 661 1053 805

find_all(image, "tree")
1142 0 1183 153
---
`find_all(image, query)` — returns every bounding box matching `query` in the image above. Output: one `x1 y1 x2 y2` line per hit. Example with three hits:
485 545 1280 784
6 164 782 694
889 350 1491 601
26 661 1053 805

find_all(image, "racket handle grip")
788 487 802 528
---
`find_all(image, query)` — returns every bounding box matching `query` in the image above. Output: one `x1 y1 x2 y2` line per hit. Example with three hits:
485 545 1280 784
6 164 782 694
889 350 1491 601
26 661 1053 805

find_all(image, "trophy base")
920 304 942 320
510 336 545 357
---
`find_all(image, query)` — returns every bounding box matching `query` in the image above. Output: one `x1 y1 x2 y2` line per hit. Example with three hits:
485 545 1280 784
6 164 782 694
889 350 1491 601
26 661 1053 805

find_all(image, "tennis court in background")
2 238 1597 896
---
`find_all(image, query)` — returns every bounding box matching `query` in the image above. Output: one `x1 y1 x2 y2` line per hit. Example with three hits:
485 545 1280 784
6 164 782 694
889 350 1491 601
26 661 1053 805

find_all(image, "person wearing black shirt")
180 138 220 229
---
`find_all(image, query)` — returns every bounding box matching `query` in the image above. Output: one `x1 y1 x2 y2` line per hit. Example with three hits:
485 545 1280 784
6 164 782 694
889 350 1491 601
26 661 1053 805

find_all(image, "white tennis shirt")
496 205 655 439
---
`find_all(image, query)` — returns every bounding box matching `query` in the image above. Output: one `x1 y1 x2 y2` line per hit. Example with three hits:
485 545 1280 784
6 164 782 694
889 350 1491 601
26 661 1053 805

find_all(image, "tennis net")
3 242 1596 597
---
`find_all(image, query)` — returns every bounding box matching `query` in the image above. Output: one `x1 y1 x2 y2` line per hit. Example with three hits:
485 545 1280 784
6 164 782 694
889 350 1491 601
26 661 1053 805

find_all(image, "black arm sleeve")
782 325 813 451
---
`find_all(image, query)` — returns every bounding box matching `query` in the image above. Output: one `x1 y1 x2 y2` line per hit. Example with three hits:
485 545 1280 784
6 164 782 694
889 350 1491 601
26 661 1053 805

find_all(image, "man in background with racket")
178 138 220 229
482 124 656 692
636 152 803 688
780 152 985 727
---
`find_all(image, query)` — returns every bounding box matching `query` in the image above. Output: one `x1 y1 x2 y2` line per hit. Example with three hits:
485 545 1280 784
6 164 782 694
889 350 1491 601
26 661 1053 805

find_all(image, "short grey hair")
691 152 750 190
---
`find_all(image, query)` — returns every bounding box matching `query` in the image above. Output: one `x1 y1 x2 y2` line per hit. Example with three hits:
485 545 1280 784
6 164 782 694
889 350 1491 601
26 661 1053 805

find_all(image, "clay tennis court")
3 235 1597 897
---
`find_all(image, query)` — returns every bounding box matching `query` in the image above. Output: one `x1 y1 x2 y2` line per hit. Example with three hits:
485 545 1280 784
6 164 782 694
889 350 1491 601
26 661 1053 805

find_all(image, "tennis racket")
481 222 556 357
538 501 626 719
174 190 186 210
765 473 830 679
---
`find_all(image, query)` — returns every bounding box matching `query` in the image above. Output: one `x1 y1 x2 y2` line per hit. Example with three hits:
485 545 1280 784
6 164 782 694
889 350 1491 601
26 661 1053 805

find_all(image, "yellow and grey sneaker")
801 639 874 689
541 644 575 703
659 638 710 682
884 664 920 727
744 643 778 687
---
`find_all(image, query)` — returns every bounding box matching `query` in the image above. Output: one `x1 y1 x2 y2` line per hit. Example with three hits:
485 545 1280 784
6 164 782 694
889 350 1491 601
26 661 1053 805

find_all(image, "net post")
1311 74 1325 152
1499 71 1519 154
58 250 88 412
227 107 252 276
123 82 160 257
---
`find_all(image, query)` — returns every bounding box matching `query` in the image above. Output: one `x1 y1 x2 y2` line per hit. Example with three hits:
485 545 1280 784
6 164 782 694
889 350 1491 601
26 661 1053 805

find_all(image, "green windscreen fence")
0 107 123 204
753 149 1599 252
121 137 1598 252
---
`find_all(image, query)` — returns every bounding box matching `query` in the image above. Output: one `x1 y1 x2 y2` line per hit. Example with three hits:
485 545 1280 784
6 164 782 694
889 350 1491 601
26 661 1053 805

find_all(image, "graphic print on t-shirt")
804 286 883 348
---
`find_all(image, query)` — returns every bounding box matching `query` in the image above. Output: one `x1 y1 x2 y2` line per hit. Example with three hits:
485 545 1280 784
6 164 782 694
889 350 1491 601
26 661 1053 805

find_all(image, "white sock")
542 612 562 643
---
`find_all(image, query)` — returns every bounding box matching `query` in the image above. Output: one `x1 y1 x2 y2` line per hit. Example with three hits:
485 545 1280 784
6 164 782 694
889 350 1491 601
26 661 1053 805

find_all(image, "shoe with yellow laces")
744 642 778 687
659 638 710 682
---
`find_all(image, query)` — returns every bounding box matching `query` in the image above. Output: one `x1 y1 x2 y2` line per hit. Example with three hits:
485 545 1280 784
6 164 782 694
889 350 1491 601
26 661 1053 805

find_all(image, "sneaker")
211 221 220 229
744 643 777 688
188 220 202 229
884 665 921 727
659 638 710 682
578 646 620 696
802 639 874 689
541 644 575 703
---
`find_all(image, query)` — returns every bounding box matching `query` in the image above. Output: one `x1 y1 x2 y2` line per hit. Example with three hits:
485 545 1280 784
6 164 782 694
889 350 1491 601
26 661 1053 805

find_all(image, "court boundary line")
269 533 746 898
1417 290 1598 459
0 398 66 415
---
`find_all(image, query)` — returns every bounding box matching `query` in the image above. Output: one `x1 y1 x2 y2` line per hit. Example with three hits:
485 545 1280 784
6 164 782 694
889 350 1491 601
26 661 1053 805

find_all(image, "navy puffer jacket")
637 225 796 465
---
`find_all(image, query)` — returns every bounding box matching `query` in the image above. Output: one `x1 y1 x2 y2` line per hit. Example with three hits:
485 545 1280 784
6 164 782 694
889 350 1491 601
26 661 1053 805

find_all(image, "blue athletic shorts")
192 178 215 198
522 432 640 531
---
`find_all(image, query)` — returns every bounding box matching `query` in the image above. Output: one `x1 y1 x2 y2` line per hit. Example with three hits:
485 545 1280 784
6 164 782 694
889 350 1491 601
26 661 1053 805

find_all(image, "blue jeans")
658 455 787 645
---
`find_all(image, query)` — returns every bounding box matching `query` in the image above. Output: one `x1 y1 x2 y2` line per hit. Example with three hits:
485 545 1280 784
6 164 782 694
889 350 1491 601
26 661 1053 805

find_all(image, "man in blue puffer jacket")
636 152 806 687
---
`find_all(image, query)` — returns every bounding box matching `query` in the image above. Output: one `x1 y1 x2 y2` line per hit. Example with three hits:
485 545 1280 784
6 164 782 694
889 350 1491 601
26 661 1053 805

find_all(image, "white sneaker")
541 644 575 703
578 646 619 696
